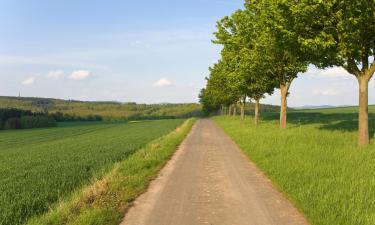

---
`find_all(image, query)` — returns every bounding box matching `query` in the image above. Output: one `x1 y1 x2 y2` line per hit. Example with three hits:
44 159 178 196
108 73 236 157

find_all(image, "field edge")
212 116 311 219
212 115 375 225
27 118 197 225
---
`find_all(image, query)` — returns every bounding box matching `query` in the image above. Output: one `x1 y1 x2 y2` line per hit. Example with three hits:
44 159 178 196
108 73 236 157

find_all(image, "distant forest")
0 108 56 130
0 96 204 121
0 96 282 123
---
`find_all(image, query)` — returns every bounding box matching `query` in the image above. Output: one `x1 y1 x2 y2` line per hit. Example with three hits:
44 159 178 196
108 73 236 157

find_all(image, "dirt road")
121 119 309 225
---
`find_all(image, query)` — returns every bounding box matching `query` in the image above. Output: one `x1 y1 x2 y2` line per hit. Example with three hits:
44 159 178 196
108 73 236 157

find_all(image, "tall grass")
214 109 375 225
0 120 184 225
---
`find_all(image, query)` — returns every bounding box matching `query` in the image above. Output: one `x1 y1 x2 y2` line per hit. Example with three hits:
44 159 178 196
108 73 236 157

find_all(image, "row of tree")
199 0 375 147
50 112 103 122
0 108 56 130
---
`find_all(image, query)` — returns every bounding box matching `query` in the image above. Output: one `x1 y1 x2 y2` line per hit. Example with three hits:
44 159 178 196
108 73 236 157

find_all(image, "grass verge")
27 118 196 225
213 116 375 225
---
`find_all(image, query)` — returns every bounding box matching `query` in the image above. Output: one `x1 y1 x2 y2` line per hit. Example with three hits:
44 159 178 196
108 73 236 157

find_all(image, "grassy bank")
27 118 196 225
0 120 184 225
213 109 375 225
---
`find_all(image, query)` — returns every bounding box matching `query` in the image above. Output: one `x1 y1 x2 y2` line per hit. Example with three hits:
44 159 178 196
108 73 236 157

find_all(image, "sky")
0 0 374 106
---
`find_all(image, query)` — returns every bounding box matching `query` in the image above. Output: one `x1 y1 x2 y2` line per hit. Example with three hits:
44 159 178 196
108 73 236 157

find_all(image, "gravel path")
121 119 309 225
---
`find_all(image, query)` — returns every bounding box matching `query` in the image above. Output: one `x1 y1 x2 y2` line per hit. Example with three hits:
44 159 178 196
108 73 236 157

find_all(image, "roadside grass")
0 119 185 225
26 118 196 225
213 109 375 225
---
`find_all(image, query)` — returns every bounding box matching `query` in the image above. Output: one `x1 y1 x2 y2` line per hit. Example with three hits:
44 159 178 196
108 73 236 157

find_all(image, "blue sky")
0 0 374 106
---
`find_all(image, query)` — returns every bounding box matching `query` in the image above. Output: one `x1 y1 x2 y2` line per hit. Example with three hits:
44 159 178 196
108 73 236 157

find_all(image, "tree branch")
362 52 369 72
368 61 375 80
373 9 375 59
347 58 361 76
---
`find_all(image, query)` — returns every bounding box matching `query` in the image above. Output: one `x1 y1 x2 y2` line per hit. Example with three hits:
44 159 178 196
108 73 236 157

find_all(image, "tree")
213 11 251 119
214 9 277 124
246 70 276 125
244 1 308 128
283 0 375 146
236 45 276 125
199 88 219 116
200 60 241 116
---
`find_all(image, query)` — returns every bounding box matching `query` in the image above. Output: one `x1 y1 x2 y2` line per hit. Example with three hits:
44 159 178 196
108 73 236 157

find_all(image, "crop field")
0 119 184 225
214 106 375 225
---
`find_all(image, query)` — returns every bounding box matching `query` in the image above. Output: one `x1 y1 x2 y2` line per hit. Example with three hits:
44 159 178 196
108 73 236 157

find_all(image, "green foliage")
283 0 374 73
19 116 57 129
203 0 373 142
3 116 56 130
3 117 22 129
274 0 374 144
0 119 184 225
0 108 33 128
199 88 220 116
243 101 284 114
0 108 56 130
214 106 375 225
201 0 310 115
50 112 103 122
27 119 196 225
203 60 242 109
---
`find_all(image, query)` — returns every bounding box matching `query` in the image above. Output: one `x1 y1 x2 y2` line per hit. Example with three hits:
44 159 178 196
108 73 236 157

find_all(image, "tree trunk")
233 105 237 116
280 83 291 129
228 105 232 116
240 100 245 121
357 75 370 147
221 105 224 115
254 98 260 126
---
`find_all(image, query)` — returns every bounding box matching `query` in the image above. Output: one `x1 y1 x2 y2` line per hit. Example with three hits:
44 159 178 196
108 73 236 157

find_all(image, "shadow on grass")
261 111 375 138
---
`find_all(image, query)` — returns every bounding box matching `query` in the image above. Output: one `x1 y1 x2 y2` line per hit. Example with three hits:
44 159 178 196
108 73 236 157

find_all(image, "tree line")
0 109 105 130
0 108 56 130
0 96 203 120
199 0 375 147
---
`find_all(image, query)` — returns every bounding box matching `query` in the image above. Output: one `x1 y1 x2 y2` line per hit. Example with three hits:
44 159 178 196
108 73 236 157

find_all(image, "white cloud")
312 89 339 96
370 79 375 88
68 70 91 80
47 70 65 78
22 77 36 86
153 78 173 87
129 40 143 47
0 55 108 70
310 67 352 80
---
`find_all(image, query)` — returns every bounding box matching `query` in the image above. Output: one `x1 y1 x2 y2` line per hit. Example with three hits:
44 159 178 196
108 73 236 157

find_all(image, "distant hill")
0 96 203 120
293 105 351 110
294 105 336 110
244 102 282 114
294 105 375 115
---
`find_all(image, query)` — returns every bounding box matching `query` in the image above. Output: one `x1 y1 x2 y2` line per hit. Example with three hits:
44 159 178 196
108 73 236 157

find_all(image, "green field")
214 106 375 225
28 119 196 225
0 120 184 225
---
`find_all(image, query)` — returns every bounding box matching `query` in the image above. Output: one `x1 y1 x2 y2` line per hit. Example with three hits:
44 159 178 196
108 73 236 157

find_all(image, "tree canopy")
200 0 375 146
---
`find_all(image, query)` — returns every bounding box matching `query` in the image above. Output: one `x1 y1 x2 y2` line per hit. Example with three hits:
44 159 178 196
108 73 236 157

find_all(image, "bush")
4 118 22 129
2 116 56 130
50 112 103 122
0 108 33 128
19 116 57 129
